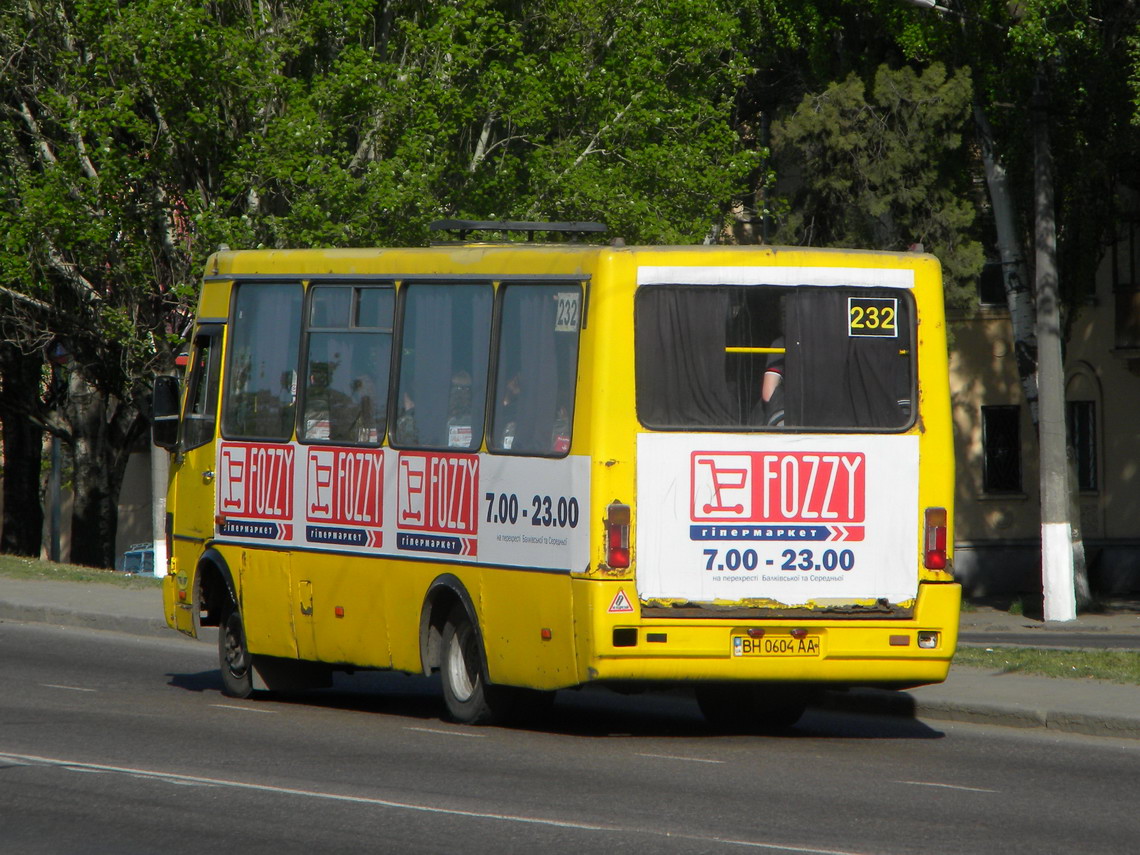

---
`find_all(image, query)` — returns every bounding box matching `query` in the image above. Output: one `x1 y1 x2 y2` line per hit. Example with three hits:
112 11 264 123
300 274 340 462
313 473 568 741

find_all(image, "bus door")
168 323 224 634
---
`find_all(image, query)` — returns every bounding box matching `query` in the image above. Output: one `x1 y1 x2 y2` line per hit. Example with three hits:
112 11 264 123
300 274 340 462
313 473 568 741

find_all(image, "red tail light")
924 507 948 570
606 502 630 569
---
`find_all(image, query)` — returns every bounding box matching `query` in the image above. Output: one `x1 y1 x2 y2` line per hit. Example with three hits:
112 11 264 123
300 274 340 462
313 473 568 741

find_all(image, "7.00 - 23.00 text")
703 547 855 573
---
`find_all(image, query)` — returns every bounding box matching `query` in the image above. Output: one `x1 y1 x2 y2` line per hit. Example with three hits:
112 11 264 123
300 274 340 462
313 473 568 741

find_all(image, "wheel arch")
196 547 236 628
419 574 481 678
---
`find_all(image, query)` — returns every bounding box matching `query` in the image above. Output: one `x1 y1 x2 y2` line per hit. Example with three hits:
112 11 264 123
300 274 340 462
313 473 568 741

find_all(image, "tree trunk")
1033 73 1081 620
64 371 145 568
974 103 1038 424
0 346 45 556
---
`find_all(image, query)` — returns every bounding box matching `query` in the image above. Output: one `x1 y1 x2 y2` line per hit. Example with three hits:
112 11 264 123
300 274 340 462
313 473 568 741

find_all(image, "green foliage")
213 0 760 248
1 0 762 389
770 63 984 306
0 0 763 563
892 1 1140 310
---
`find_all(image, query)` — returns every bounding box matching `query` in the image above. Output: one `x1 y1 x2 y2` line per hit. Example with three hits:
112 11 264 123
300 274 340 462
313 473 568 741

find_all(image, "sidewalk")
2 576 1139 739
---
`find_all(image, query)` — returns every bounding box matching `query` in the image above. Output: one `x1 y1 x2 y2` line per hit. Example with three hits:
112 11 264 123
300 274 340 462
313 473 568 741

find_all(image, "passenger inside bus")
752 335 785 426
394 391 417 445
495 372 522 450
447 370 474 448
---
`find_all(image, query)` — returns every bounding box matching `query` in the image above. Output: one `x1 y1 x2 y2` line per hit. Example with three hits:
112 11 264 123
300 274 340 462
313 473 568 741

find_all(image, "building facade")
951 228 1140 598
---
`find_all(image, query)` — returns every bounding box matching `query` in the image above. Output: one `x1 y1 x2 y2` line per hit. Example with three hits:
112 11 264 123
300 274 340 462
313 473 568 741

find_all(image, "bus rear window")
635 284 914 431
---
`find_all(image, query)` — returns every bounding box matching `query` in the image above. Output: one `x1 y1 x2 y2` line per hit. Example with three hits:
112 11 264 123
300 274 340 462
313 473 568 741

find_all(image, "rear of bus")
583 247 959 728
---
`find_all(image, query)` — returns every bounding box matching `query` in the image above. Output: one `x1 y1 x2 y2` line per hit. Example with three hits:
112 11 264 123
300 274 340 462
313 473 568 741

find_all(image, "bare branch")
18 101 57 165
468 113 495 173
44 244 104 308
0 284 53 314
571 96 638 170
68 104 99 181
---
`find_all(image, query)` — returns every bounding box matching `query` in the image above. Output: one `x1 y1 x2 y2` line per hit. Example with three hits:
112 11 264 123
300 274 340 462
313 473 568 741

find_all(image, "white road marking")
895 780 999 793
0 751 878 854
209 704 278 714
405 726 486 738
637 752 725 765
41 684 96 692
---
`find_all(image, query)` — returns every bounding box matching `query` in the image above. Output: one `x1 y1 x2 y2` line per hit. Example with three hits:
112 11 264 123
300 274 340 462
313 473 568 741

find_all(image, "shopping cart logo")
398 455 426 524
691 453 753 520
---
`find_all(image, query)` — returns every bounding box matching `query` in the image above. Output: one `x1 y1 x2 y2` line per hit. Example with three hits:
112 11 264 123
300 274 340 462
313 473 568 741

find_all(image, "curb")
820 687 1140 741
0 600 170 639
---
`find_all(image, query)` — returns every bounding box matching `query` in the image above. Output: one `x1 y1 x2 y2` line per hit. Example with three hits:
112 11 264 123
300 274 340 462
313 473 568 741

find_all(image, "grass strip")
955 646 1140 685
0 555 162 588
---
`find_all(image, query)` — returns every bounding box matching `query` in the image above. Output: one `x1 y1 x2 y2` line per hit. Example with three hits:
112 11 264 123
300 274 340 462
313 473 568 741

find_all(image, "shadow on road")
165 667 943 740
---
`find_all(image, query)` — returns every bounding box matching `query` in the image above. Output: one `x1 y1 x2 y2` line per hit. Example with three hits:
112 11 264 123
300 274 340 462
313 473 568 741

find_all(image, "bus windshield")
635 284 914 431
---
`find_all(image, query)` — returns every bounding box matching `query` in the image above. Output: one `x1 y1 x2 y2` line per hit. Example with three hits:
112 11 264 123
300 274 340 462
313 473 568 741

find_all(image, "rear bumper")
581 581 961 688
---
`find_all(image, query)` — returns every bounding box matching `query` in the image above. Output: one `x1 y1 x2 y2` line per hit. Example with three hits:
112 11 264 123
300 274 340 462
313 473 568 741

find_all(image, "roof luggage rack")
430 219 607 242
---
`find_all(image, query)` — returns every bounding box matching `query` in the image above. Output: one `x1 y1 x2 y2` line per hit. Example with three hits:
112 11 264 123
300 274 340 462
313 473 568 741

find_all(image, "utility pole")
1032 72 1076 622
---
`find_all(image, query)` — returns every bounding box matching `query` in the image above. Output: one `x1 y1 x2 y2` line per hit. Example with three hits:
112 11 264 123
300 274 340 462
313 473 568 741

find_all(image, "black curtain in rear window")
635 287 738 427
785 289 911 428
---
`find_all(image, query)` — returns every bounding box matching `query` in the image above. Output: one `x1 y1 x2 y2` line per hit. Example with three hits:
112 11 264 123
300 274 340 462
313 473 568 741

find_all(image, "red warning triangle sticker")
607 589 634 613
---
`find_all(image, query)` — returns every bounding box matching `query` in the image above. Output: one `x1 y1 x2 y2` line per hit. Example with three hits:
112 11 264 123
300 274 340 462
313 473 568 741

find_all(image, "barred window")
982 405 1022 493
1067 400 1097 492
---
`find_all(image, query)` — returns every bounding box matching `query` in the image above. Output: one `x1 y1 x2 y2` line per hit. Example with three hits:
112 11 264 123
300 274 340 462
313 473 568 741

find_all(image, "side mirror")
152 375 181 450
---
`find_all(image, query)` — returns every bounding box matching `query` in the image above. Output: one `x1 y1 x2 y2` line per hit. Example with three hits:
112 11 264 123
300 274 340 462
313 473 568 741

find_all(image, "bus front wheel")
219 602 254 699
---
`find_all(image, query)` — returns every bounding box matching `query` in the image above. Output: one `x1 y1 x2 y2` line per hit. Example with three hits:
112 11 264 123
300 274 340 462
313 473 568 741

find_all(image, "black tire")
218 601 254 699
438 604 558 726
696 684 808 733
440 605 501 724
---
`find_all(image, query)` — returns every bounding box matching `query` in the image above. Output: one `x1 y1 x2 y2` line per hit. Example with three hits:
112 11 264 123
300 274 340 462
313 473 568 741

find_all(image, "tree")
0 0 267 565
0 0 763 565
207 0 761 249
768 62 984 306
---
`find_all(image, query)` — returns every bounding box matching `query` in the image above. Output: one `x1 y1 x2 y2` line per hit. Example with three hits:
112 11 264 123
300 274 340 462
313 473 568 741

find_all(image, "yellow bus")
154 221 958 730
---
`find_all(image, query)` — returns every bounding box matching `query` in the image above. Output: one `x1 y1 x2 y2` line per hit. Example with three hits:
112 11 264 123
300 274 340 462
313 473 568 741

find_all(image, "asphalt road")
2 621 1138 855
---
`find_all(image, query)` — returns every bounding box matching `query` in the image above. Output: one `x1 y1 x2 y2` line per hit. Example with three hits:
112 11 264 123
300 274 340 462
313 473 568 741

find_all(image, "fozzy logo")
306 448 383 525
397 451 479 536
691 451 865 524
218 442 295 520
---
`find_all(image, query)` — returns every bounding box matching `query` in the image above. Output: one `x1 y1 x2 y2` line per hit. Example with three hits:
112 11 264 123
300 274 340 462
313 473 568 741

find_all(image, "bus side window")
392 283 492 451
222 282 303 441
182 329 223 450
489 284 581 456
301 285 393 444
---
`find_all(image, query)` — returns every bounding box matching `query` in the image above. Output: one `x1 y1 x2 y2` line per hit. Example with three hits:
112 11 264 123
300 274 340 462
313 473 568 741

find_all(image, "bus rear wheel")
219 601 254 699
696 684 810 733
440 605 502 725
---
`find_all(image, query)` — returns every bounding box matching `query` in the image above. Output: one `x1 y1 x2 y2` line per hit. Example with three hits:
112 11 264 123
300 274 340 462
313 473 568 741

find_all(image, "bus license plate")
733 636 821 657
